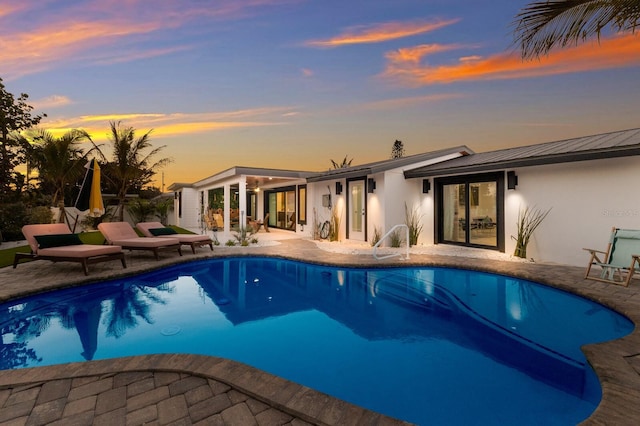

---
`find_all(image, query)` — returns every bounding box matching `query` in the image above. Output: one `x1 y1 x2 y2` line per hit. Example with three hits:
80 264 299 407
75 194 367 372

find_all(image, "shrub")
81 209 111 230
404 203 423 246
126 199 155 224
329 208 341 242
389 228 404 247
0 202 29 241
233 226 256 246
154 198 173 225
513 205 551 259
28 206 54 224
371 226 382 247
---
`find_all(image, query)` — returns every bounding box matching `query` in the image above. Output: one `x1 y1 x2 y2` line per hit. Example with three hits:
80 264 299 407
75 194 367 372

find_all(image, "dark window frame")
434 171 505 252
264 185 297 231
297 185 307 225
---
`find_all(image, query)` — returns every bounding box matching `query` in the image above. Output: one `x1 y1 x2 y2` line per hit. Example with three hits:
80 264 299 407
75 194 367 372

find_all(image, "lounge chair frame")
583 227 640 287
14 223 126 276
136 222 214 254
13 251 126 276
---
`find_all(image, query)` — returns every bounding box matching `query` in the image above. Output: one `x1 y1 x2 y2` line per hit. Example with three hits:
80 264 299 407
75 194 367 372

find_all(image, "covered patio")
168 167 312 237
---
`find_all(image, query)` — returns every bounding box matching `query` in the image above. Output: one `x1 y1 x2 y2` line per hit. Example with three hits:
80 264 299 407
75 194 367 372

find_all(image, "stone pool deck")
1 237 639 425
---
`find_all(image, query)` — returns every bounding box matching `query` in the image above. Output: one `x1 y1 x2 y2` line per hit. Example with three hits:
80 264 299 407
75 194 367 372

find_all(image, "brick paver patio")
1 237 639 425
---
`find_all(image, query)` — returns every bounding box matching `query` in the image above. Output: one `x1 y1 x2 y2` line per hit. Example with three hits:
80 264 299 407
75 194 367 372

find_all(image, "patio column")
224 184 230 234
238 177 247 229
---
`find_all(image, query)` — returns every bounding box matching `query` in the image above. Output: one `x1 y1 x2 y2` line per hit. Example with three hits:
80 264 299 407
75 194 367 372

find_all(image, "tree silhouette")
0 77 46 201
28 129 97 206
391 140 405 159
100 121 172 221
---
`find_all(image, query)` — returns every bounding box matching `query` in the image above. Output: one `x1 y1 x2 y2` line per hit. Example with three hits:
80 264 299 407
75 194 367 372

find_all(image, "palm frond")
513 0 640 58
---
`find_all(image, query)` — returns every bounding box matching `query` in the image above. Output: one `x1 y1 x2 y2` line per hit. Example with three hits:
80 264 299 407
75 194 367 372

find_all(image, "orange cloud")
41 107 297 142
1 20 170 79
0 2 27 18
381 34 640 85
305 18 459 48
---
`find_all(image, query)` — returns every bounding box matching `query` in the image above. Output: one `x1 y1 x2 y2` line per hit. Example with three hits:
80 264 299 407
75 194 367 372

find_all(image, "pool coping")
1 238 640 424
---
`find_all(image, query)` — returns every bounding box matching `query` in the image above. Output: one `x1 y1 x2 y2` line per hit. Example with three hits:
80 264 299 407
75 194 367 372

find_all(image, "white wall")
175 188 201 232
504 156 640 266
307 180 347 241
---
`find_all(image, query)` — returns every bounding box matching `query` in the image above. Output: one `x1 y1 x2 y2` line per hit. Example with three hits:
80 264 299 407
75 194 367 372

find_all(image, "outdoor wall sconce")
367 178 376 193
507 171 518 190
335 181 343 195
422 179 431 194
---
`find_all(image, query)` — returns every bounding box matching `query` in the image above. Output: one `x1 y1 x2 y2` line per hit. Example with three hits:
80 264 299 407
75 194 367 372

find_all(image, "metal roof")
307 146 473 182
404 128 640 178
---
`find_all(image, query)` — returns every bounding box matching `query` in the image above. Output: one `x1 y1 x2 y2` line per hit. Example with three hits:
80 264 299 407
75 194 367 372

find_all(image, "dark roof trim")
405 146 640 178
405 128 640 178
307 146 472 182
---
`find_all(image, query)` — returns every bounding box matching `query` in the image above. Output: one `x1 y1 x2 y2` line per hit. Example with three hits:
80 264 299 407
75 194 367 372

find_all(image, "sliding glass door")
436 172 504 251
265 186 297 230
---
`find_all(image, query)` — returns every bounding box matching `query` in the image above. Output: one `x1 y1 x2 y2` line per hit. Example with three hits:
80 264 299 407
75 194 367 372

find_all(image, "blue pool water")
0 257 633 425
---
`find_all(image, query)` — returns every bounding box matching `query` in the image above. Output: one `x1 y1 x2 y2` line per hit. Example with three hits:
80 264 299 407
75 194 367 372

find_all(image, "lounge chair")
98 222 182 260
583 227 640 286
136 222 213 254
13 223 126 275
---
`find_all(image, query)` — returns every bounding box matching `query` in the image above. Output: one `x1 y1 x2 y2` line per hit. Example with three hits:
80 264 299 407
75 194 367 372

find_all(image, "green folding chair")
584 227 640 287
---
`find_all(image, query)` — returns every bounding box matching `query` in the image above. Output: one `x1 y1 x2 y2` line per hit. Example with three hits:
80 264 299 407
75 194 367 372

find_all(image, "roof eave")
404 147 640 178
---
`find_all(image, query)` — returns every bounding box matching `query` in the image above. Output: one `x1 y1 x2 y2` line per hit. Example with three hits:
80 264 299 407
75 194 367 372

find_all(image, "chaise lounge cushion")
136 222 213 254
97 221 183 260
149 227 178 236
98 222 181 249
38 244 123 258
136 222 211 245
22 223 85 254
16 223 126 275
35 233 83 249
22 223 122 257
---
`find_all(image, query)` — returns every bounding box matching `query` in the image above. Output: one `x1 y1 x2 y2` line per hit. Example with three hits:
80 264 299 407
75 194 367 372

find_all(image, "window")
298 185 307 225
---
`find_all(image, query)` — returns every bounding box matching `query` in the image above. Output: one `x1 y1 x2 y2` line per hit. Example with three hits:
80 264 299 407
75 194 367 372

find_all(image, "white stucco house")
168 127 640 267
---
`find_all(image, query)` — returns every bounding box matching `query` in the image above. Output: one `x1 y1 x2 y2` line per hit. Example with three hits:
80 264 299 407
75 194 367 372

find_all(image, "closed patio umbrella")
75 159 105 217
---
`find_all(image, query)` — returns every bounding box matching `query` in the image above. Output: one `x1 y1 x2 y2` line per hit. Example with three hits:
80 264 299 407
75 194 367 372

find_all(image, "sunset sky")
2 0 639 189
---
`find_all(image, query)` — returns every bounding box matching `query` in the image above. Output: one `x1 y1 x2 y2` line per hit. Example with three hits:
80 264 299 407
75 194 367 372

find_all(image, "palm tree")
330 155 353 169
513 0 640 58
29 129 95 206
102 121 172 221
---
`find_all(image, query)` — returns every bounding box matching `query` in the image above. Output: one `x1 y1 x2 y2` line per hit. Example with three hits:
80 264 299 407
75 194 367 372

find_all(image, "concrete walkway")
1 237 640 425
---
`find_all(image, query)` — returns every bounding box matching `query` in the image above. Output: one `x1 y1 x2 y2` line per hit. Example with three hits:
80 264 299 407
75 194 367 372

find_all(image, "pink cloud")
305 18 459 48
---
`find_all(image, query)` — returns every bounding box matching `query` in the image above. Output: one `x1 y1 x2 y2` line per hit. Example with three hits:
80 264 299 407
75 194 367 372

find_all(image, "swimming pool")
0 257 632 425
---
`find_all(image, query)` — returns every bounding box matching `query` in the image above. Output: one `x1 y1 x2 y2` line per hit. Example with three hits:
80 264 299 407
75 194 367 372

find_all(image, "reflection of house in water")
191 258 592 399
